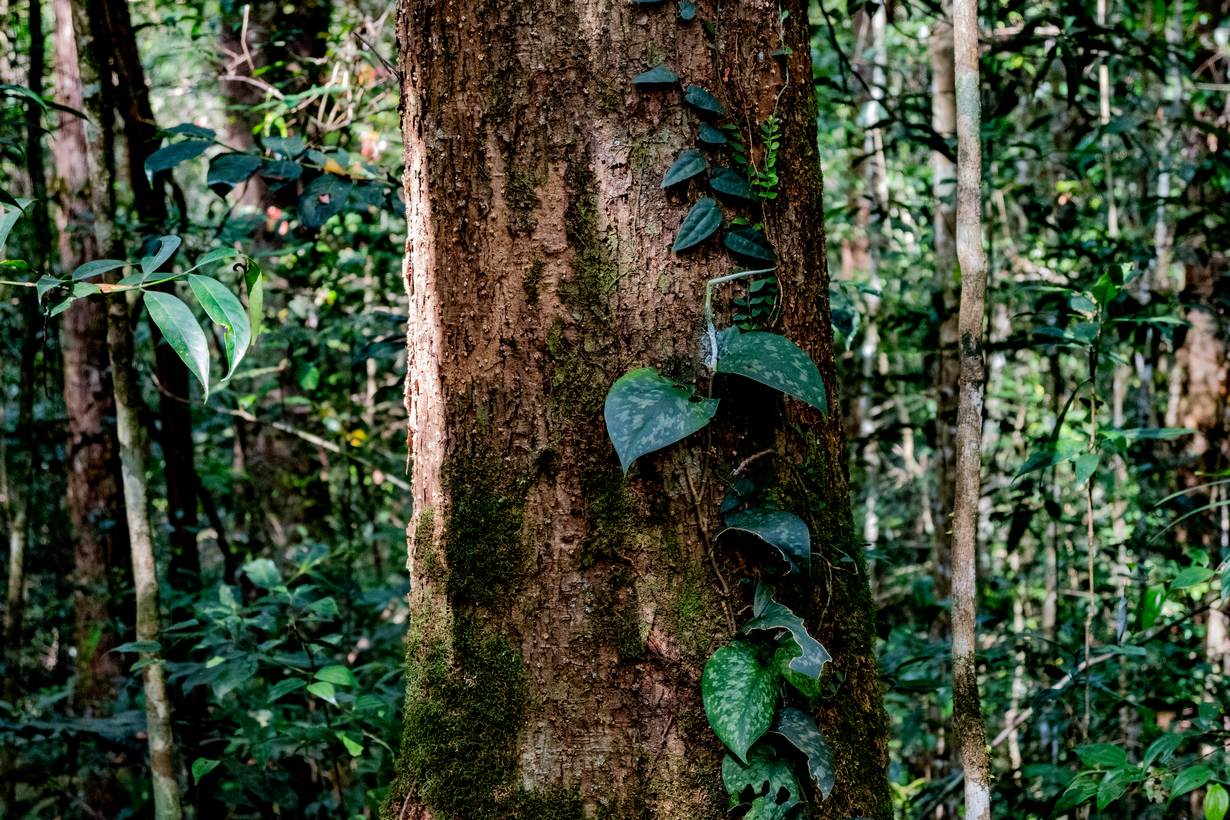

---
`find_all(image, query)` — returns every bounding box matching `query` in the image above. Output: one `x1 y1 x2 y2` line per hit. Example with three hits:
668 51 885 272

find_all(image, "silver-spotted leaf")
721 744 802 816
775 643 822 699
188 274 251 380
710 166 753 200
716 328 827 412
742 584 831 682
661 148 706 188
772 707 835 799
673 197 721 252
721 508 810 574
144 290 210 398
632 64 678 85
684 84 726 115
702 641 777 763
604 367 717 473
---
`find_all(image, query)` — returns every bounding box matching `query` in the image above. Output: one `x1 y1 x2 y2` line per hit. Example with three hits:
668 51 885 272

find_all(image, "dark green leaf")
1142 733 1182 769
1055 775 1098 813
145 140 210 174
742 584 831 682
1097 767 1142 811
188 274 251 379
603 367 718 473
721 508 810 574
702 641 777 763
208 153 263 195
724 226 775 262
716 328 827 412
772 706 835 799
1139 584 1166 630
0 197 32 253
35 275 61 303
145 291 210 397
698 123 727 145
263 135 306 159
710 166 753 200
672 197 721 252
268 678 306 702
244 260 264 341
1074 452 1099 487
300 175 353 228
661 148 706 188
721 745 801 817
684 85 726 115
632 64 678 85
1077 743 1128 769
260 159 303 186
111 640 161 654
1172 567 1214 590
191 758 221 784
775 643 821 699
1172 765 1213 799
167 123 216 139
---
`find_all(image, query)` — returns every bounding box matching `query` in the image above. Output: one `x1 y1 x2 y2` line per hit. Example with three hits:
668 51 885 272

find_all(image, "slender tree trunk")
388 0 890 817
69 1 183 816
951 0 992 816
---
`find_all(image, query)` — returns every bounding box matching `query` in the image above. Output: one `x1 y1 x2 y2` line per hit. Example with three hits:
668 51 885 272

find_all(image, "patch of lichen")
442 453 529 607
523 258 544 305
545 319 608 425
507 168 544 236
411 508 443 581
560 153 617 323
579 466 632 568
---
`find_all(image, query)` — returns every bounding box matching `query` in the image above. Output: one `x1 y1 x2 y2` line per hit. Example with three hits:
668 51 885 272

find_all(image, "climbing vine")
605 9 835 817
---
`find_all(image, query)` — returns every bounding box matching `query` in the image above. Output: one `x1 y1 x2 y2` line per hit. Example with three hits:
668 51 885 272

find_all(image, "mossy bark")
390 0 891 817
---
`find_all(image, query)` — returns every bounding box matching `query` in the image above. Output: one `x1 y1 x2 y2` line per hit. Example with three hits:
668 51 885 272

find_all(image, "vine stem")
703 267 775 369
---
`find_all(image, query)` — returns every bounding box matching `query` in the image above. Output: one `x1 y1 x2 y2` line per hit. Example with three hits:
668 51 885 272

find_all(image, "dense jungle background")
0 0 1228 816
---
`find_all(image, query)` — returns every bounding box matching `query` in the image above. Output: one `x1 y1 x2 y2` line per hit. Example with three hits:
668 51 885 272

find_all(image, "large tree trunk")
388 0 890 817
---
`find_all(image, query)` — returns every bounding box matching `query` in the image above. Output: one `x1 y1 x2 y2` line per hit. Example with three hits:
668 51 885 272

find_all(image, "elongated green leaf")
145 140 209 174
1142 733 1182 769
742 584 831 681
672 197 721 252
245 260 264 341
724 226 775 262
1077 743 1128 769
684 84 726 115
702 640 777 763
721 508 810 574
1172 765 1213 799
716 328 827 412
710 166 753 200
0 197 32 253
1097 767 1142 811
772 707 835 799
167 123 216 139
185 246 242 273
721 745 801 817
208 153 263 195
1073 452 1099 487
189 274 251 379
144 290 210 397
315 665 357 687
661 148 706 188
111 640 162 654
71 258 128 281
141 235 181 275
1055 775 1098 813
268 678 306 702
1206 784 1229 820
632 64 678 85
261 159 303 186
604 367 718 473
1172 567 1214 590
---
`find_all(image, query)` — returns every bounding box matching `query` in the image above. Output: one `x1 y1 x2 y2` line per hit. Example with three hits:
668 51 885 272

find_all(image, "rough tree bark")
388 0 890 817
950 0 992 816
69 0 184 815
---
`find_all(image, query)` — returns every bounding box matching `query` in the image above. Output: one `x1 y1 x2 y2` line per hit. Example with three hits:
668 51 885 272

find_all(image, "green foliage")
721 508 811 574
144 290 212 396
603 367 719 473
702 641 779 763
714 328 828 412
672 197 723 251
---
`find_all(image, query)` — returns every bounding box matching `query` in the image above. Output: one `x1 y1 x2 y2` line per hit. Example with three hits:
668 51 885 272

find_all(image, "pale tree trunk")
930 0 958 605
69 0 183 816
388 0 891 817
951 0 992 816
